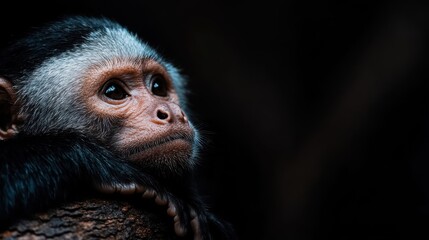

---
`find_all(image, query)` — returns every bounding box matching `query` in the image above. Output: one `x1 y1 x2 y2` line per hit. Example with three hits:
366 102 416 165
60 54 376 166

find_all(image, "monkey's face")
83 58 197 176
0 23 199 178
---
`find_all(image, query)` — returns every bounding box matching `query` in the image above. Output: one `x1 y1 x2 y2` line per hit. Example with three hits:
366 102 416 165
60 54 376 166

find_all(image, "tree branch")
1 197 177 239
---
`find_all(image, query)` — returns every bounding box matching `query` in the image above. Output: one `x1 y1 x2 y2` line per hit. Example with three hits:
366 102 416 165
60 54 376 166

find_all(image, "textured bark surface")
0 197 177 240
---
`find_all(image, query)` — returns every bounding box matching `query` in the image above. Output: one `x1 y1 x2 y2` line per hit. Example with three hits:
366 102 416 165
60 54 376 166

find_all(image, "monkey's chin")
128 139 194 177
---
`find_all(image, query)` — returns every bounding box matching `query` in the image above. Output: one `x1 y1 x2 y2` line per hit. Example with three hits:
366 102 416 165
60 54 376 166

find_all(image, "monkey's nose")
154 104 188 124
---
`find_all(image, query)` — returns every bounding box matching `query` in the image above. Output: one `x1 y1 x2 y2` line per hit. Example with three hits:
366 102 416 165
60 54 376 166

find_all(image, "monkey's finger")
154 195 168 206
190 217 202 240
116 183 145 194
135 184 146 193
142 189 156 199
174 216 187 237
94 183 117 193
95 183 146 194
164 194 191 237
189 208 202 240
167 202 177 217
117 183 135 194
169 203 188 236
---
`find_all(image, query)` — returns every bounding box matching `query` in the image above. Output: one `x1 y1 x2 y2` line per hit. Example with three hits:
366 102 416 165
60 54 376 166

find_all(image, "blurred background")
1 1 429 239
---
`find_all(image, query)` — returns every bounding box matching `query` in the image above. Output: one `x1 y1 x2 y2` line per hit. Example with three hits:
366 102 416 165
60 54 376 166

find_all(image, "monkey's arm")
0 132 188 228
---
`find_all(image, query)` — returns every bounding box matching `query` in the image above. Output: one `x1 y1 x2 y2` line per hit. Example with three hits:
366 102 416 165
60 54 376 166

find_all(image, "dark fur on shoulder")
0 132 157 227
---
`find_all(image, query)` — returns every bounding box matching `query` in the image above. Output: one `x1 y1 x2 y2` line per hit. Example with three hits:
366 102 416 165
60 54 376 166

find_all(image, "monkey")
0 16 235 239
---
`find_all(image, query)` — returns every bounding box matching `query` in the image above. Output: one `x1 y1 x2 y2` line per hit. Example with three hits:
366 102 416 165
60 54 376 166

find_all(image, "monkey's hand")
95 183 237 240
95 183 195 238
186 200 237 240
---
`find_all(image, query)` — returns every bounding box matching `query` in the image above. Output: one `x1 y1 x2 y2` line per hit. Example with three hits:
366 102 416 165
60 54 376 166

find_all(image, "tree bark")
0 196 177 240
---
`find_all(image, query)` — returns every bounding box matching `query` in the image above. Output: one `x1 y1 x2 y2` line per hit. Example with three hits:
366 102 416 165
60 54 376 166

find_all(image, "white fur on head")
17 22 188 137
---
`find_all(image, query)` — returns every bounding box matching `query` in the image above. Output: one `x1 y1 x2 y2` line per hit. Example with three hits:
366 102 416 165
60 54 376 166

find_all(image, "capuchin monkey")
0 16 235 240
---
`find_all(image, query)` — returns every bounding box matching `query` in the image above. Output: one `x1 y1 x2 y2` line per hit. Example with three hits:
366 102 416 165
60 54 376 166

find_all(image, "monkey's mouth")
124 133 194 161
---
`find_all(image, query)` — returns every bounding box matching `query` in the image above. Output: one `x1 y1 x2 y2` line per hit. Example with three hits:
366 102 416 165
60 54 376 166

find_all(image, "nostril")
180 111 188 123
157 110 169 120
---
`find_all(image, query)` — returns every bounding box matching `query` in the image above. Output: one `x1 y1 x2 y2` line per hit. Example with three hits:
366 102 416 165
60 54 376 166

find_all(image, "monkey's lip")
125 133 194 160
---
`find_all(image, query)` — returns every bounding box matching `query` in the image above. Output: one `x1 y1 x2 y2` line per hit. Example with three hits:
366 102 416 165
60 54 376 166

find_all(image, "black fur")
0 132 157 226
0 17 119 83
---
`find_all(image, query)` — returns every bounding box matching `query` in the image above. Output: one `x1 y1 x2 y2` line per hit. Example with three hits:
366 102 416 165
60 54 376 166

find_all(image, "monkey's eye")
150 74 168 97
102 80 129 100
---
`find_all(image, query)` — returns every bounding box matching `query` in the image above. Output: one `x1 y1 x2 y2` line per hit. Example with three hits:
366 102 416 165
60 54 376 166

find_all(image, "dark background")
2 1 429 239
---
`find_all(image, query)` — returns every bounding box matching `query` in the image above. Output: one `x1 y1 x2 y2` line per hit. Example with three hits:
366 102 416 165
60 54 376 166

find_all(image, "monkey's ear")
0 78 18 140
